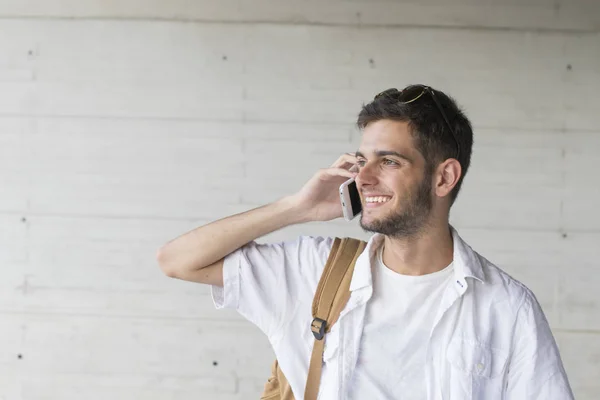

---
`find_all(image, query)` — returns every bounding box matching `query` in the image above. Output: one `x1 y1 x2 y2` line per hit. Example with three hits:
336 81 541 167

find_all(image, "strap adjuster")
311 318 326 340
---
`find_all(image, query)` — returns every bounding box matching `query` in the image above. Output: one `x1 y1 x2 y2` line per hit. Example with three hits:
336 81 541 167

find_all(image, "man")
157 85 573 399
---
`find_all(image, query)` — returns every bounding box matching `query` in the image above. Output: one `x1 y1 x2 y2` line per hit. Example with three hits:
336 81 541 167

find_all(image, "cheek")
391 177 426 204
385 174 413 195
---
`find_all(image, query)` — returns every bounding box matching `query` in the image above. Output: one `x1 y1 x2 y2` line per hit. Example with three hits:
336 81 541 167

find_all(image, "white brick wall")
0 1 598 398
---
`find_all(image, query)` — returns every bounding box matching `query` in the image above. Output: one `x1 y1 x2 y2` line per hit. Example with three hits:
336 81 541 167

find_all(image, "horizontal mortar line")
0 308 246 324
445 225 598 234
0 15 597 34
555 328 600 335
12 370 248 379
474 126 600 134
3 210 600 235
0 209 213 222
0 112 355 127
13 285 208 295
0 210 210 222
0 113 598 134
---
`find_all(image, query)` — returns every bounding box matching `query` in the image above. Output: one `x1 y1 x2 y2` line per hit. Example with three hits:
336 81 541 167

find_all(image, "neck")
381 222 454 276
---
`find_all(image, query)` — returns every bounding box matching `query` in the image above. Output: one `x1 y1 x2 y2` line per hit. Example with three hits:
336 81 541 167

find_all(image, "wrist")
277 195 311 225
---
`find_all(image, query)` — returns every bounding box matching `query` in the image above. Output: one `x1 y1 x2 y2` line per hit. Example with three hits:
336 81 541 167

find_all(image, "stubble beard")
359 172 434 239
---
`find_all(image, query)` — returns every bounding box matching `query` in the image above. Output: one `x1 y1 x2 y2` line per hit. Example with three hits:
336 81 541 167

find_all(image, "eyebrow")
355 150 413 163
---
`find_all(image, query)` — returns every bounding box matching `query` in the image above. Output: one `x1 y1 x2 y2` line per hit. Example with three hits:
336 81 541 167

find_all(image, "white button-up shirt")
212 228 574 399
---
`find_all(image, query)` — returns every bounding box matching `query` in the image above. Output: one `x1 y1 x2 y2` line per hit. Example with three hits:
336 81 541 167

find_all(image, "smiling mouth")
364 196 392 206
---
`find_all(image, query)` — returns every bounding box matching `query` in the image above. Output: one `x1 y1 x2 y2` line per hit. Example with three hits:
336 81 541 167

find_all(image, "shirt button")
476 363 484 371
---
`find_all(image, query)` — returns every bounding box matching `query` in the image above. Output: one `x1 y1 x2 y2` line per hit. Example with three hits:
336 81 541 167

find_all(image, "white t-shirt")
349 246 454 399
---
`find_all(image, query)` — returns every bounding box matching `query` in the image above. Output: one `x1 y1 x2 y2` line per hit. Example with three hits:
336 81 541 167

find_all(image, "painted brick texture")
0 1 598 398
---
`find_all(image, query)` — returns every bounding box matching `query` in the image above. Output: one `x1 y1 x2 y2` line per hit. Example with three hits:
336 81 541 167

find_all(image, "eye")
382 158 399 166
356 159 367 167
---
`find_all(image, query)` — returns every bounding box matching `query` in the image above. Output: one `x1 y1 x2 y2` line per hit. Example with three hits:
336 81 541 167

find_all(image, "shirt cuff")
211 248 241 310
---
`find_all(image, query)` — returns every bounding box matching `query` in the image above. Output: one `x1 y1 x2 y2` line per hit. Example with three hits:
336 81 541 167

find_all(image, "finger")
321 167 357 180
330 153 358 169
330 153 356 167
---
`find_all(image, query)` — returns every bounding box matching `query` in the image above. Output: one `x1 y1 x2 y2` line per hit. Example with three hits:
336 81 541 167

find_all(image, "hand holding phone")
339 175 362 221
289 153 359 222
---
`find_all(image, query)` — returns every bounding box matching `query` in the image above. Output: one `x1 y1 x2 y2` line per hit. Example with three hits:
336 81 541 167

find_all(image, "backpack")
260 237 368 400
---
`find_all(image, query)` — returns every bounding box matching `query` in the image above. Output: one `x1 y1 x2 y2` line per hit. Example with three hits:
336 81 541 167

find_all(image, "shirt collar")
349 226 485 292
451 226 485 284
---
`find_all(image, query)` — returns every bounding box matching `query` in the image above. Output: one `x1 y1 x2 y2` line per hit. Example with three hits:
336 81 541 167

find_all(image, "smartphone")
339 177 362 221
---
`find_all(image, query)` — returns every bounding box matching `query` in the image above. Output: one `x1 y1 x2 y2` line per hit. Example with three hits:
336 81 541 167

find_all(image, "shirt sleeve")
211 236 334 338
505 289 574 399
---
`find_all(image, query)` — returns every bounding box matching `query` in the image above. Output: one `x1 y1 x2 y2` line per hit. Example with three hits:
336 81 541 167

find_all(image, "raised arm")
156 154 358 286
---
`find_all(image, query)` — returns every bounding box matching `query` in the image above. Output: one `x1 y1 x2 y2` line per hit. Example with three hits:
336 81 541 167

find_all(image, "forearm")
157 196 307 276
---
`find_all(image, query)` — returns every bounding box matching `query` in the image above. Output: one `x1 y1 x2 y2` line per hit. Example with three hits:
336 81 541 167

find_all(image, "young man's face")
355 119 435 238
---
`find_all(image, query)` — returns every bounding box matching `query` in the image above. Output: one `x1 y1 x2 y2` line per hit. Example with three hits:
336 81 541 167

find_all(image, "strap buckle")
311 318 326 340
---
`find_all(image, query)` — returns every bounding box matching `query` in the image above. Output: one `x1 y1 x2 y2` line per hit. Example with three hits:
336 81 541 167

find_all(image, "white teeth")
365 196 391 203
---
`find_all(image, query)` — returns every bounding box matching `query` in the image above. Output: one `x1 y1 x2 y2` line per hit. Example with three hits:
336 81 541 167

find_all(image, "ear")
434 159 462 198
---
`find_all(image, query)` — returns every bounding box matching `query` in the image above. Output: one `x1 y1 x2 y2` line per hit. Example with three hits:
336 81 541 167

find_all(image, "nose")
356 162 378 188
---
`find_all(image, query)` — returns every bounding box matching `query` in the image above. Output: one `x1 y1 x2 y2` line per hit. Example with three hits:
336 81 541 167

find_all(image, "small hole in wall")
213 361 218 366
17 354 23 359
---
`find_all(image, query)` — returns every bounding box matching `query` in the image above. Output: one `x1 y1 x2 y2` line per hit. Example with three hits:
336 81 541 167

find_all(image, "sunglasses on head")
375 85 461 160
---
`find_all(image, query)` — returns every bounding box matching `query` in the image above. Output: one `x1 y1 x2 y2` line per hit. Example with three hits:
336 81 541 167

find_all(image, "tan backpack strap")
304 238 367 400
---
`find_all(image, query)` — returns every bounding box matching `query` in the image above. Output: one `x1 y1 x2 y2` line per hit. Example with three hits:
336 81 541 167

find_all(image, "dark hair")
356 84 473 204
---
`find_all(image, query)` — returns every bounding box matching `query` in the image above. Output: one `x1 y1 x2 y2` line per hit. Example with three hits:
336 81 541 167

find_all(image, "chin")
359 214 385 232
